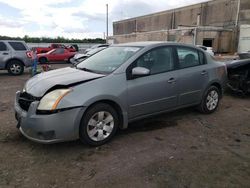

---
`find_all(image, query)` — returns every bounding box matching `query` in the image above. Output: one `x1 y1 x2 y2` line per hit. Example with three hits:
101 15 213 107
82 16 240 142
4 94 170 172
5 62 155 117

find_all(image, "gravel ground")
0 64 249 188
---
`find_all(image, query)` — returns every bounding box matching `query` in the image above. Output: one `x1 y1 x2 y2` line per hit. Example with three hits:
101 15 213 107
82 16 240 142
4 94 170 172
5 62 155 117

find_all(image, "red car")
37 48 77 63
35 43 77 54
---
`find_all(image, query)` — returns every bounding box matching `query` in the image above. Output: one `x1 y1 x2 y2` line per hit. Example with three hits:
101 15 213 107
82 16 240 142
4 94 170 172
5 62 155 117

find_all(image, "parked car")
238 51 250 59
197 45 214 56
226 59 250 94
15 42 227 146
37 48 77 63
70 47 107 65
85 44 109 53
0 40 33 75
35 43 77 54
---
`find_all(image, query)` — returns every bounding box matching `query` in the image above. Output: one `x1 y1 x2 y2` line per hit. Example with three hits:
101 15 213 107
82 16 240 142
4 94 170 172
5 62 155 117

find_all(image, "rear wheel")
39 57 48 64
7 60 24 75
79 103 119 146
198 86 220 114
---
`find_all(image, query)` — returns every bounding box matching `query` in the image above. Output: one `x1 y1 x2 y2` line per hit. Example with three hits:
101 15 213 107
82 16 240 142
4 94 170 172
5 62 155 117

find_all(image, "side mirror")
132 67 150 78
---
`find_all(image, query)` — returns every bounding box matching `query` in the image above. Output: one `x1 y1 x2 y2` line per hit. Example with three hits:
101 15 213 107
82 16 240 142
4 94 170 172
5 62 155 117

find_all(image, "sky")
0 0 210 39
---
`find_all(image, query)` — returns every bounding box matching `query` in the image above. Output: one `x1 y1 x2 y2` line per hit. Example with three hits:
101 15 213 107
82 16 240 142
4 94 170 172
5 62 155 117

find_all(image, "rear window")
0 42 7 51
8 42 27 51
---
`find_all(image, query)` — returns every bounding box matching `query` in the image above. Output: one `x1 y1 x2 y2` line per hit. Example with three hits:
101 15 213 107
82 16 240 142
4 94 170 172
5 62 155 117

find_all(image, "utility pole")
106 4 109 44
235 0 241 53
235 0 241 27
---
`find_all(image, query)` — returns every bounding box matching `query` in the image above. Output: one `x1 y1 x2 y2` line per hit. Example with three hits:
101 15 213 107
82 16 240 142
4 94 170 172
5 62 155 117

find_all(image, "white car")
85 44 109 53
197 45 214 56
70 47 107 65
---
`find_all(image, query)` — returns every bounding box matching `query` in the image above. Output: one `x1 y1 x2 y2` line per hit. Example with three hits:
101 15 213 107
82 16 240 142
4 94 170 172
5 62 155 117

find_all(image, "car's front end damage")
226 59 250 95
15 90 85 143
14 67 105 143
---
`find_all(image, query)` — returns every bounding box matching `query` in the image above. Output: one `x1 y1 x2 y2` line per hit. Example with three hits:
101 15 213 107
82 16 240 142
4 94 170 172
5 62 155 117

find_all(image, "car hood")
24 67 105 97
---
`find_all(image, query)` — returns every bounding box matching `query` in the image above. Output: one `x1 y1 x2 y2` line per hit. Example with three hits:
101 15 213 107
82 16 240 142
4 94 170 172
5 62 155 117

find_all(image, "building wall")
113 0 244 35
112 0 250 53
238 25 250 52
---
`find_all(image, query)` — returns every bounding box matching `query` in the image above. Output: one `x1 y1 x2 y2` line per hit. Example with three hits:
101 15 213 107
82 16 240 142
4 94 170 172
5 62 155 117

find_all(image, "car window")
177 47 200 69
0 42 7 51
8 42 27 51
53 48 64 54
135 47 174 74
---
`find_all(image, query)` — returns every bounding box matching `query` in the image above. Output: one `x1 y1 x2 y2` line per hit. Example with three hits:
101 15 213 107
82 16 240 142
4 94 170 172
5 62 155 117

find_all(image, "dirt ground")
0 64 249 188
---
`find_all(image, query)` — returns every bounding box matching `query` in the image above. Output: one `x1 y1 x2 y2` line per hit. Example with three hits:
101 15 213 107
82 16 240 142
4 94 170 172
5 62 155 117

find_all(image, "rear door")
127 46 179 119
175 47 209 106
8 41 28 61
49 48 65 61
0 42 11 68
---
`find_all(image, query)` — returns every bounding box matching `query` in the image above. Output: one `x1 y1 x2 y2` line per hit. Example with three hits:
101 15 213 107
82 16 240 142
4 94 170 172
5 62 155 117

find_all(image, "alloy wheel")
206 90 219 111
87 111 114 141
10 64 22 74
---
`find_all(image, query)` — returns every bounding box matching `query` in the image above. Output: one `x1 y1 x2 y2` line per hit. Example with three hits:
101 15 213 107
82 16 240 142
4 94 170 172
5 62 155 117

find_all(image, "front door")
49 48 65 61
127 46 179 119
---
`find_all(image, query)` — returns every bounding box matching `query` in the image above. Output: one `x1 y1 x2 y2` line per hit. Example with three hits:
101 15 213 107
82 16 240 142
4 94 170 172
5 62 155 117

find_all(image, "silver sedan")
14 42 227 146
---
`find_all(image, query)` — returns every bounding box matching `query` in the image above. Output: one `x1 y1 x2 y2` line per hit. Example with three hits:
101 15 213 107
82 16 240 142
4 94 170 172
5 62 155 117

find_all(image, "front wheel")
198 86 220 114
39 57 48 64
68 57 74 63
79 103 119 146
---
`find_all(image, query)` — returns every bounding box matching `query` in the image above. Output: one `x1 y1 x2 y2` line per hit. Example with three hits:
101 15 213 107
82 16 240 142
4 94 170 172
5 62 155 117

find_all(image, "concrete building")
112 0 250 53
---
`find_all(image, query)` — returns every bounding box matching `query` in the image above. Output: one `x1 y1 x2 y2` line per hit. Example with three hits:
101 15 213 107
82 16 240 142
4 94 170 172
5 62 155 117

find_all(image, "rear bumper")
14 91 86 144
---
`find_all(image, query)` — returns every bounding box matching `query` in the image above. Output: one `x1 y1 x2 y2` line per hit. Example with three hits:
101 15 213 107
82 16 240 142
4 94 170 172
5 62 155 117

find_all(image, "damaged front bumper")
14 91 85 144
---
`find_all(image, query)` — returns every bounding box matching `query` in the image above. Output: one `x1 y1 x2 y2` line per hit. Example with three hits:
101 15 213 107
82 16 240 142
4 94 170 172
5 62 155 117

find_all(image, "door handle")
201 70 207 75
2 52 9 55
168 77 176 83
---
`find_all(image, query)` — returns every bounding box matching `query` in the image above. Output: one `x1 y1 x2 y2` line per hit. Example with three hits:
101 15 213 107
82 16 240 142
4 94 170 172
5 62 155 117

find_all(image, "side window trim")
126 46 176 80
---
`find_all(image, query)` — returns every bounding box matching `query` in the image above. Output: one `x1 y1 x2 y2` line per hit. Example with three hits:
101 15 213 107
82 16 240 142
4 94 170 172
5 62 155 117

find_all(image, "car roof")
114 41 200 49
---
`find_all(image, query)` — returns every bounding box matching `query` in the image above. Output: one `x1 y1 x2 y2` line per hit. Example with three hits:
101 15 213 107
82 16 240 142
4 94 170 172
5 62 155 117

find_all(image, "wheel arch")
38 56 48 63
5 58 25 69
209 81 223 98
79 99 128 132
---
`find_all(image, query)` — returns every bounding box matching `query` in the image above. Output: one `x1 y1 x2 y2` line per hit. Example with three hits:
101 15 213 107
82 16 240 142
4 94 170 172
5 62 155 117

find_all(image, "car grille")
18 92 40 111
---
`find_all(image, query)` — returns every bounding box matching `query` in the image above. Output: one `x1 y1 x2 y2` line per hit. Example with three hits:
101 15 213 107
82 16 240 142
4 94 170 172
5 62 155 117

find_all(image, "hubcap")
87 111 114 141
206 90 219 111
10 64 21 74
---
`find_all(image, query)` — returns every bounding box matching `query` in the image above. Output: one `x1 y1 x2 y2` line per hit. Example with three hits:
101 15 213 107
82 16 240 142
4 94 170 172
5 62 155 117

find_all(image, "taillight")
26 51 33 58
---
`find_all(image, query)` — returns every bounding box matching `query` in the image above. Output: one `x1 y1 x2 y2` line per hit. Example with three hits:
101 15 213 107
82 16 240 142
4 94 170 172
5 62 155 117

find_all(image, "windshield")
77 46 141 74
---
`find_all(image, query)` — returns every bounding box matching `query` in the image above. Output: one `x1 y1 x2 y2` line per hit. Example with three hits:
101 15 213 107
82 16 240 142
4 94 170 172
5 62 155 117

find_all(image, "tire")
198 86 220 114
68 57 74 63
7 60 24 75
39 57 47 64
79 103 119 146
